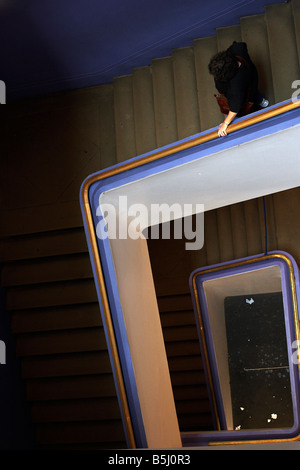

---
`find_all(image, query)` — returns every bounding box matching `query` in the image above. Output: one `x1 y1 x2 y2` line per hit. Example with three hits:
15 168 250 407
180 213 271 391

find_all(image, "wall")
0 86 127 449
0 283 36 449
0 0 300 449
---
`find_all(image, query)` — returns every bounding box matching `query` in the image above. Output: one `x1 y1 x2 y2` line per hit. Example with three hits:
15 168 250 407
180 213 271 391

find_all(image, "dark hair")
208 50 239 82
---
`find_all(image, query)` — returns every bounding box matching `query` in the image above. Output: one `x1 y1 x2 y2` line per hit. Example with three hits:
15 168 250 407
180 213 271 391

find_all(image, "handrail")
80 97 300 449
82 98 300 198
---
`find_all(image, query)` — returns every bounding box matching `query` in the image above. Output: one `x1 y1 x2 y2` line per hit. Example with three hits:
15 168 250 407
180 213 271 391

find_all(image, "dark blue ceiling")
0 0 283 100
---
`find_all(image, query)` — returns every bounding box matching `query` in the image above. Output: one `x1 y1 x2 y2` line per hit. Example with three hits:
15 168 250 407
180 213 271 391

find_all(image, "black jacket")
214 41 259 114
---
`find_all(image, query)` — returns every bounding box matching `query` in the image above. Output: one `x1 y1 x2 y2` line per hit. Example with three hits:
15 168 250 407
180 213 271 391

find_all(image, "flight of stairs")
0 1 300 449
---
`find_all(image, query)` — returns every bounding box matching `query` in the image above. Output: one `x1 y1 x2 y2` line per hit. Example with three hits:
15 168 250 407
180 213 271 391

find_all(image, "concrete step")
6 279 98 310
132 66 157 155
152 56 178 147
113 74 136 162
99 84 118 168
265 1 300 102
216 24 242 50
16 327 107 357
1 253 93 287
172 46 200 139
292 0 300 63
11 303 102 334
240 13 275 105
0 228 88 262
194 36 223 130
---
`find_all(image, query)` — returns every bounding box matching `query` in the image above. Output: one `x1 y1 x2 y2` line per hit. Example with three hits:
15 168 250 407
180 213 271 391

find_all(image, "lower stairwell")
0 0 300 449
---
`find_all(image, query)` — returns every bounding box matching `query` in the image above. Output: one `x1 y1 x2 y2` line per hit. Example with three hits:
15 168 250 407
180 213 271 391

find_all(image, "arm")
218 111 237 137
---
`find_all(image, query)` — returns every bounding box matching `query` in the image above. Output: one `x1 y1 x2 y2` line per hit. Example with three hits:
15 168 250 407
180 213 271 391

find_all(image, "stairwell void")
81 100 300 448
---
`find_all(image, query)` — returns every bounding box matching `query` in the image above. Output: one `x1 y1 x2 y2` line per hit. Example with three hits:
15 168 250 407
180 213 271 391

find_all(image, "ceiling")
0 0 284 101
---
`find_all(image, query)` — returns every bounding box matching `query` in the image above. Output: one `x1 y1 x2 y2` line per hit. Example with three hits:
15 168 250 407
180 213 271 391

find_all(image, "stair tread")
265 2 300 102
172 46 201 139
240 13 275 105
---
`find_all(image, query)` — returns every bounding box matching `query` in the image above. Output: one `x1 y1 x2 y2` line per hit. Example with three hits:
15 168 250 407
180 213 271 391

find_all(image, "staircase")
0 1 300 449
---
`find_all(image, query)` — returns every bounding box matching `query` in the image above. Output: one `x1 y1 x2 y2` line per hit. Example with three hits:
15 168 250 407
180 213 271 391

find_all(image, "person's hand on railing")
218 111 237 137
218 122 229 137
